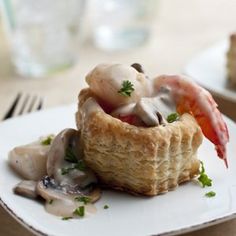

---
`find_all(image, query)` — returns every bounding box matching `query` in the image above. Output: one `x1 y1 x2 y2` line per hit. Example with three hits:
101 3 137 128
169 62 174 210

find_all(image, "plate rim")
1 192 236 236
184 40 236 103
0 197 46 236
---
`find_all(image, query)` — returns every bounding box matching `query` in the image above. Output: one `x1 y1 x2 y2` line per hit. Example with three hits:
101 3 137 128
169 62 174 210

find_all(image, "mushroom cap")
36 177 101 203
47 128 81 182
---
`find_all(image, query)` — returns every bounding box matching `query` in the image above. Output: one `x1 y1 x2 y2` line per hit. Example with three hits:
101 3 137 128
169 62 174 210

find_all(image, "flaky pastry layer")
76 89 203 196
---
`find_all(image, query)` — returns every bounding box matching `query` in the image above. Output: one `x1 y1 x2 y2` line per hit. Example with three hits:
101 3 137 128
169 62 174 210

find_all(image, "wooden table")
1 0 236 235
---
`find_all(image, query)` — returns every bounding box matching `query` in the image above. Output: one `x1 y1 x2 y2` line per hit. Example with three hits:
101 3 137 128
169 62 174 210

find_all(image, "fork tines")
3 93 43 120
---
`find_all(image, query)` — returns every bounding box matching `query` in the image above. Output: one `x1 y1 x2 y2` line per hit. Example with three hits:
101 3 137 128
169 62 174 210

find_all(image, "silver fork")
3 93 43 120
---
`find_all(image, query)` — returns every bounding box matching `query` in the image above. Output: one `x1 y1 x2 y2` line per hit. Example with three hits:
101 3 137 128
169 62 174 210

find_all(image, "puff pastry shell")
76 89 203 196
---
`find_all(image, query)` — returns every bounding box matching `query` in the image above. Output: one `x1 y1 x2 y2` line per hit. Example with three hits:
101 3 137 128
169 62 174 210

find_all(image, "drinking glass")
1 0 86 77
89 0 158 50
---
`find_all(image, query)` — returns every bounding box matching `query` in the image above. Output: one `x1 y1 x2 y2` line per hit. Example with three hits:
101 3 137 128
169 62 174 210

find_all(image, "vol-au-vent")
76 63 229 196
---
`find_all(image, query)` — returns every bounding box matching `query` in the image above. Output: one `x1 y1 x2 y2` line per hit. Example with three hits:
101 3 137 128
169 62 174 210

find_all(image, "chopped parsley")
64 147 78 163
62 146 86 176
73 206 85 217
75 196 91 205
205 191 216 198
198 161 212 187
118 80 135 97
167 113 179 123
75 160 86 171
103 205 109 209
41 135 54 145
61 160 86 175
49 199 53 204
62 216 73 220
61 167 73 175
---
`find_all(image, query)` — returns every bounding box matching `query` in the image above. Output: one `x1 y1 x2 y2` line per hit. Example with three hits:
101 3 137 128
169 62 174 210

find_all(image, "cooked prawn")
153 75 229 167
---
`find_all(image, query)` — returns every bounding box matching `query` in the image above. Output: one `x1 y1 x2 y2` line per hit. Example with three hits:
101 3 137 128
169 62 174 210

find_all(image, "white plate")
0 105 236 236
185 40 236 102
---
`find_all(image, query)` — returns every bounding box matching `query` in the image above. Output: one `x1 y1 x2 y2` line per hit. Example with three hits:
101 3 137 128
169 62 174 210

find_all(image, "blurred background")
1 1 236 111
1 1 236 236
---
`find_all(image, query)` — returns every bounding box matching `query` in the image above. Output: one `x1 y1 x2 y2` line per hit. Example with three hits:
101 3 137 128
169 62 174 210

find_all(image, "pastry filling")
85 63 177 127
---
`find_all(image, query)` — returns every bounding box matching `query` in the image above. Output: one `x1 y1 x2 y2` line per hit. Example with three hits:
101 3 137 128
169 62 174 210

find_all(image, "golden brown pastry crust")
76 88 203 196
227 33 236 84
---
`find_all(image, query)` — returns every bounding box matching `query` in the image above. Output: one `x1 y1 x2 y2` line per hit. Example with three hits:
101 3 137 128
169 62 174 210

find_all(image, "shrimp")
86 63 152 109
153 75 229 167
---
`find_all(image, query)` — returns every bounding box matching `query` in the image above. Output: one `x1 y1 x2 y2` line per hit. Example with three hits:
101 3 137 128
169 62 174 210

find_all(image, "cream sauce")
111 87 176 126
45 199 97 217
36 177 100 218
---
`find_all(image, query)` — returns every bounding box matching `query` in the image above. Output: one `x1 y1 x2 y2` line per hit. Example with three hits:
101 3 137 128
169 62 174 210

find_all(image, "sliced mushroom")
36 176 101 217
111 87 176 127
133 92 176 126
43 129 101 217
36 176 101 203
8 139 51 180
12 128 101 217
133 98 165 126
14 180 38 199
47 129 81 183
131 63 144 73
47 128 97 189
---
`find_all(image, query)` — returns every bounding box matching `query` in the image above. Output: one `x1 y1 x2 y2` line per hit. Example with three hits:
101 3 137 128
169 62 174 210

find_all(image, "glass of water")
89 0 158 51
1 0 86 77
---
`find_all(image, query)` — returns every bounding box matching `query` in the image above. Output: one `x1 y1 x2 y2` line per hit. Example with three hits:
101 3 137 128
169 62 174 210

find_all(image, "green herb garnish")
118 80 135 97
49 199 53 204
205 191 216 198
64 147 78 163
103 205 109 209
198 161 212 187
62 146 86 175
41 135 54 145
61 160 86 175
167 113 179 123
73 206 85 217
62 216 73 220
75 160 86 171
61 166 76 175
75 196 91 205
61 167 70 175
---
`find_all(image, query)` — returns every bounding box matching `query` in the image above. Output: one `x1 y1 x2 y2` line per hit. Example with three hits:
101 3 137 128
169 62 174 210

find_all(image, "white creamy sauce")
56 168 97 189
45 199 97 217
111 86 176 126
111 103 136 117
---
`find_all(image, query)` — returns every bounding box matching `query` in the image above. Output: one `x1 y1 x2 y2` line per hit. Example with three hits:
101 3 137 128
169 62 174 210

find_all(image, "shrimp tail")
216 144 228 168
154 75 229 168
215 119 229 168
177 96 229 168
